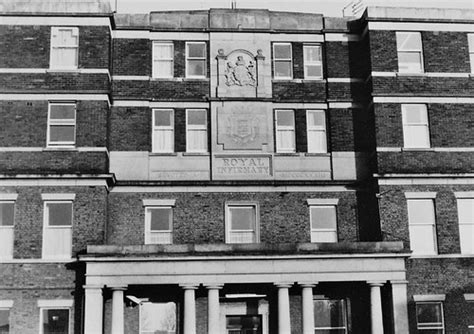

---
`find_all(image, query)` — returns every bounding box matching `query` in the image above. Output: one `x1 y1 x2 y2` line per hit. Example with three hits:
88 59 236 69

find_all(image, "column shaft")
369 282 385 334
83 285 103 334
301 284 316 334
391 281 409 334
110 287 126 334
206 285 223 334
276 283 292 334
182 285 198 334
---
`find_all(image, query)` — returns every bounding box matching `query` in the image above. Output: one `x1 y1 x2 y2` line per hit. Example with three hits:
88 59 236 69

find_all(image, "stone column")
391 280 409 334
275 283 292 334
300 282 317 334
205 284 223 334
110 286 127 334
83 285 103 334
368 281 385 334
180 284 199 334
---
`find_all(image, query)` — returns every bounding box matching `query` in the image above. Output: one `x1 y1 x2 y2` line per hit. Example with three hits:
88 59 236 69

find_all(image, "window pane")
50 105 75 120
304 46 321 61
154 110 173 127
407 200 435 224
409 225 436 254
47 203 72 226
56 29 78 46
187 60 206 76
52 48 78 68
306 65 322 78
458 199 474 222
0 309 9 333
274 44 291 59
154 44 173 59
276 110 294 126
398 52 423 72
49 126 75 142
0 203 14 226
308 131 327 153
469 34 474 51
187 130 207 152
404 125 430 148
403 105 427 124
140 302 177 333
314 300 345 328
274 61 291 77
42 309 69 334
229 207 255 230
149 208 172 231
417 303 443 324
397 32 422 50
311 206 336 229
187 43 206 58
153 60 173 77
276 130 295 152
459 224 474 254
308 111 325 127
188 110 206 125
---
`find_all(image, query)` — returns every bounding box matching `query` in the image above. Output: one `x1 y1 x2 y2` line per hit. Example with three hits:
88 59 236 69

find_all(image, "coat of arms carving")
224 53 257 87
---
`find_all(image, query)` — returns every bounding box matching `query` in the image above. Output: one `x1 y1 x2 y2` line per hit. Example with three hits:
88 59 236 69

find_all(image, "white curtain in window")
153 130 174 152
0 227 13 259
407 199 437 255
43 227 72 259
457 198 474 254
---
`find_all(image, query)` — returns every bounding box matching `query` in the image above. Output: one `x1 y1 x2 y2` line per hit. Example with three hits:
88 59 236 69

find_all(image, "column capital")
179 283 199 290
390 280 409 285
299 282 318 288
203 283 224 290
274 282 293 288
367 280 386 287
108 285 127 291
83 284 104 291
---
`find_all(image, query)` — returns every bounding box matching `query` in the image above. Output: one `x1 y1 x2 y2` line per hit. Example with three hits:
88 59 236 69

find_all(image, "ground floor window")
140 302 177 334
314 299 348 333
416 302 444 333
226 315 262 334
0 308 9 334
40 309 70 334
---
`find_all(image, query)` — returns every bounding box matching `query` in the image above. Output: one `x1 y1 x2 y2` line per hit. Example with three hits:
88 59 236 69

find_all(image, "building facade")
0 1 472 333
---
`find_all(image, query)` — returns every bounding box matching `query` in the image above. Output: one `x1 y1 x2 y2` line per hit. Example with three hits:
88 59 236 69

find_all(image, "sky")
111 0 474 16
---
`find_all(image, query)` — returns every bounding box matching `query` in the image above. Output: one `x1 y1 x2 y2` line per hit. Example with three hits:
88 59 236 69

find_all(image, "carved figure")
224 55 256 87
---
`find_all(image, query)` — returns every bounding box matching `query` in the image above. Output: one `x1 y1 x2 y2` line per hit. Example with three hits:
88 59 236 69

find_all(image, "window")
0 194 16 260
303 45 323 79
314 299 348 333
402 104 430 148
273 43 292 79
152 109 174 153
406 194 437 255
50 27 78 70
186 42 206 78
225 203 259 244
0 300 13 334
186 109 207 153
143 199 175 244
42 194 74 260
226 315 262 334
152 41 174 78
140 302 177 334
464 294 474 333
307 110 327 153
416 302 444 333
308 199 338 243
396 31 423 73
468 34 474 74
47 103 76 147
455 193 474 254
275 110 295 153
38 300 72 334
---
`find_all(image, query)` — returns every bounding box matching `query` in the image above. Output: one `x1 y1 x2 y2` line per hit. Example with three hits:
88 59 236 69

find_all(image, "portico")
80 242 409 334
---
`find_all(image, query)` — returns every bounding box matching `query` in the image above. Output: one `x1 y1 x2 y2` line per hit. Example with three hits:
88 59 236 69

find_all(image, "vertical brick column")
275 283 292 334
83 285 104 334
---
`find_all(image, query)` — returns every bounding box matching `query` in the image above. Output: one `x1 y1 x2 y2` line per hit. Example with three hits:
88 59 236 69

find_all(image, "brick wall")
325 41 351 78
112 39 151 76
272 81 326 101
109 106 150 151
372 76 474 96
107 191 359 245
369 31 398 72
112 79 210 100
422 31 471 73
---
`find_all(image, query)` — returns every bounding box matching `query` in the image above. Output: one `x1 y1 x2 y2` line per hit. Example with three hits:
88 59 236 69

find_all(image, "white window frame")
303 44 323 79
225 202 259 244
405 193 438 255
38 299 73 334
401 104 430 149
275 109 296 153
47 102 76 147
454 192 474 255
50 27 79 70
313 298 349 333
396 31 424 73
185 42 207 78
306 109 327 153
152 41 174 79
152 109 174 153
0 195 16 260
41 194 75 260
273 42 293 79
143 199 176 245
468 34 474 74
186 109 208 153
415 301 445 333
308 199 339 243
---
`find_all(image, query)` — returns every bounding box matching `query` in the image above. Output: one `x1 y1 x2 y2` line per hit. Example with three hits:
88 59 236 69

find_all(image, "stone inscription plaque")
214 156 272 179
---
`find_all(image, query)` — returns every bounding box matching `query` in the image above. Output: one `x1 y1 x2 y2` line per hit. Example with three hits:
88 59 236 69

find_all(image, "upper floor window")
275 110 296 153
308 199 338 243
143 199 175 245
307 110 327 153
47 103 76 147
0 194 16 260
406 193 437 255
396 32 423 73
303 45 323 79
415 302 444 333
186 109 208 153
41 194 75 260
468 34 474 74
225 202 259 244
50 27 78 70
152 109 174 153
402 104 430 148
455 193 474 255
152 41 174 78
186 42 206 78
273 43 292 79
